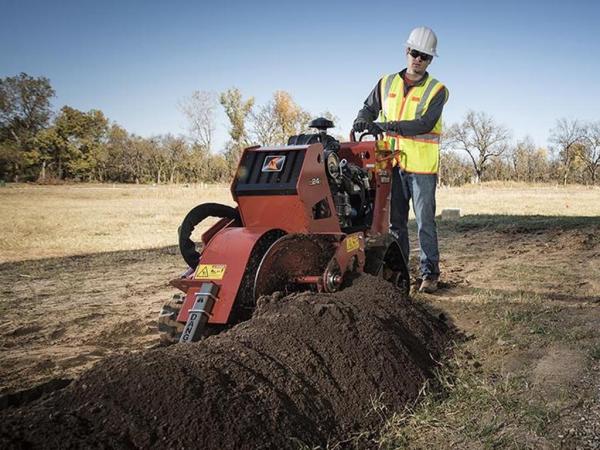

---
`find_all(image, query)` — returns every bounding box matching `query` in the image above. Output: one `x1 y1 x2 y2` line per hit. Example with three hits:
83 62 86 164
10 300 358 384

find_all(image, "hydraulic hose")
178 203 240 269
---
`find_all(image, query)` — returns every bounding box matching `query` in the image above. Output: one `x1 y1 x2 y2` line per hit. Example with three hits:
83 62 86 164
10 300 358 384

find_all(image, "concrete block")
441 208 461 220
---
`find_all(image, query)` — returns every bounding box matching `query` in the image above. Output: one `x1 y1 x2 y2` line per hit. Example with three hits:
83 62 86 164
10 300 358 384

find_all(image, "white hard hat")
406 26 438 57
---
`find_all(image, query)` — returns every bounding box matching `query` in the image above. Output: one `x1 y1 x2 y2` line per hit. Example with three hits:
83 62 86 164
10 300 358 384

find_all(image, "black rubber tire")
158 293 227 345
157 293 185 345
179 203 240 269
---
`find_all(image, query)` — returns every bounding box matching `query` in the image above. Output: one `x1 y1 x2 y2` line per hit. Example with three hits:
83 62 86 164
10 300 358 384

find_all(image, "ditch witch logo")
262 155 286 172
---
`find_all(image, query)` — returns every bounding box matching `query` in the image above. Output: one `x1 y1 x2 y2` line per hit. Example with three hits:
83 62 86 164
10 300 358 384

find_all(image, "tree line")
1 72 599 186
442 112 600 186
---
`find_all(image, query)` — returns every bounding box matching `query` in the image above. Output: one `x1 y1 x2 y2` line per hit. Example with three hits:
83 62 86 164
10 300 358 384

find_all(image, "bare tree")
446 110 510 183
438 148 472 186
219 88 254 170
272 91 311 140
160 134 188 183
509 137 551 183
485 151 513 182
179 90 217 152
249 90 311 145
549 118 585 185
510 137 532 182
249 101 279 145
581 121 600 185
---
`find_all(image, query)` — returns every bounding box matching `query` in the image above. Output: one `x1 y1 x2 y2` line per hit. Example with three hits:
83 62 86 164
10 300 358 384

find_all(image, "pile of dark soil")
1 275 455 449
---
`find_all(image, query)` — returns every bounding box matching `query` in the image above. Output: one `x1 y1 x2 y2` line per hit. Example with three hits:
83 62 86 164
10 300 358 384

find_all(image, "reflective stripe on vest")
415 79 440 118
379 74 403 123
387 131 440 143
378 73 445 174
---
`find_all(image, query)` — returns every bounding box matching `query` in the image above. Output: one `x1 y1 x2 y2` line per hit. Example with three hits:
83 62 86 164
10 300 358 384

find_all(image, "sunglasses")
409 49 432 61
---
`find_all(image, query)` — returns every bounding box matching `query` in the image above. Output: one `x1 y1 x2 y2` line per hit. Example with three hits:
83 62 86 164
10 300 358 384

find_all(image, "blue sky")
2 0 599 152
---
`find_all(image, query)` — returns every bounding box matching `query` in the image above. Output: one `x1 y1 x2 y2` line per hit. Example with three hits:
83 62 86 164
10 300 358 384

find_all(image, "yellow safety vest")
377 73 446 174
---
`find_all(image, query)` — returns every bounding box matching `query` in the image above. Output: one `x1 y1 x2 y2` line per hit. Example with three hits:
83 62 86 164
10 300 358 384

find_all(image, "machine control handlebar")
349 130 384 143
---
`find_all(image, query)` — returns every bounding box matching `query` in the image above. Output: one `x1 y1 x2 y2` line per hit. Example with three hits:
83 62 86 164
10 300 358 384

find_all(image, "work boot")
419 277 439 294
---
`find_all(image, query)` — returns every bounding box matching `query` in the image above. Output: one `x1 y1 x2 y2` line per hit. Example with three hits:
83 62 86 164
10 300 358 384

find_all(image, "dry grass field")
1 182 598 263
1 182 599 448
0 184 234 263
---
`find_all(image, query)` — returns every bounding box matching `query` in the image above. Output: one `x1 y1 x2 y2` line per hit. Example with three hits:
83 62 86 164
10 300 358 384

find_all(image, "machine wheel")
158 293 185 345
179 203 241 269
158 293 229 345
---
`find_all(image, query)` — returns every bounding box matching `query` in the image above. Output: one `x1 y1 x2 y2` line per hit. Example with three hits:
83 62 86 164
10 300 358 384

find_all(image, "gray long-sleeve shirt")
355 69 448 136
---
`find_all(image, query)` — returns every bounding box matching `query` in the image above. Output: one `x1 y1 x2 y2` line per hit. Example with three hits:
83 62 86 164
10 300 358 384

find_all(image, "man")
353 26 448 293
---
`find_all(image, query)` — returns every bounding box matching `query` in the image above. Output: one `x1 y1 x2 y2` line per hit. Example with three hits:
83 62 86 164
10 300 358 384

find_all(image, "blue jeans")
390 167 440 279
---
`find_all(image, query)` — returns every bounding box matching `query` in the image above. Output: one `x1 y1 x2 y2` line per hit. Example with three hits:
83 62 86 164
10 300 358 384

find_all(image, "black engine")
288 118 373 230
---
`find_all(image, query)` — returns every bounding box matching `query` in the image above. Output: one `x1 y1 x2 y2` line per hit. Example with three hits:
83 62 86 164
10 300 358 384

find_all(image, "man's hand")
367 122 384 136
353 119 384 136
352 119 369 133
374 121 401 134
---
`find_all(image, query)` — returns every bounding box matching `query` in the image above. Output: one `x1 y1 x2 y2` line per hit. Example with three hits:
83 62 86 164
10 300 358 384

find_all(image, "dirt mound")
1 275 455 449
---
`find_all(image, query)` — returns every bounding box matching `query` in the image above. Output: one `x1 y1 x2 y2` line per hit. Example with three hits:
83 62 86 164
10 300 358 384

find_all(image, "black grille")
234 149 306 196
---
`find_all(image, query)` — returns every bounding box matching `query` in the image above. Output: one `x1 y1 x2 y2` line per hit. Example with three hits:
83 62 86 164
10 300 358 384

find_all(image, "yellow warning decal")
195 264 227 280
345 236 360 253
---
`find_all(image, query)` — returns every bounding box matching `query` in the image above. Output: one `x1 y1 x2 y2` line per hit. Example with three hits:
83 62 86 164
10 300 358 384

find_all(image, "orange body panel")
237 196 309 232
233 143 341 233
338 140 392 235
174 137 396 328
176 227 272 324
